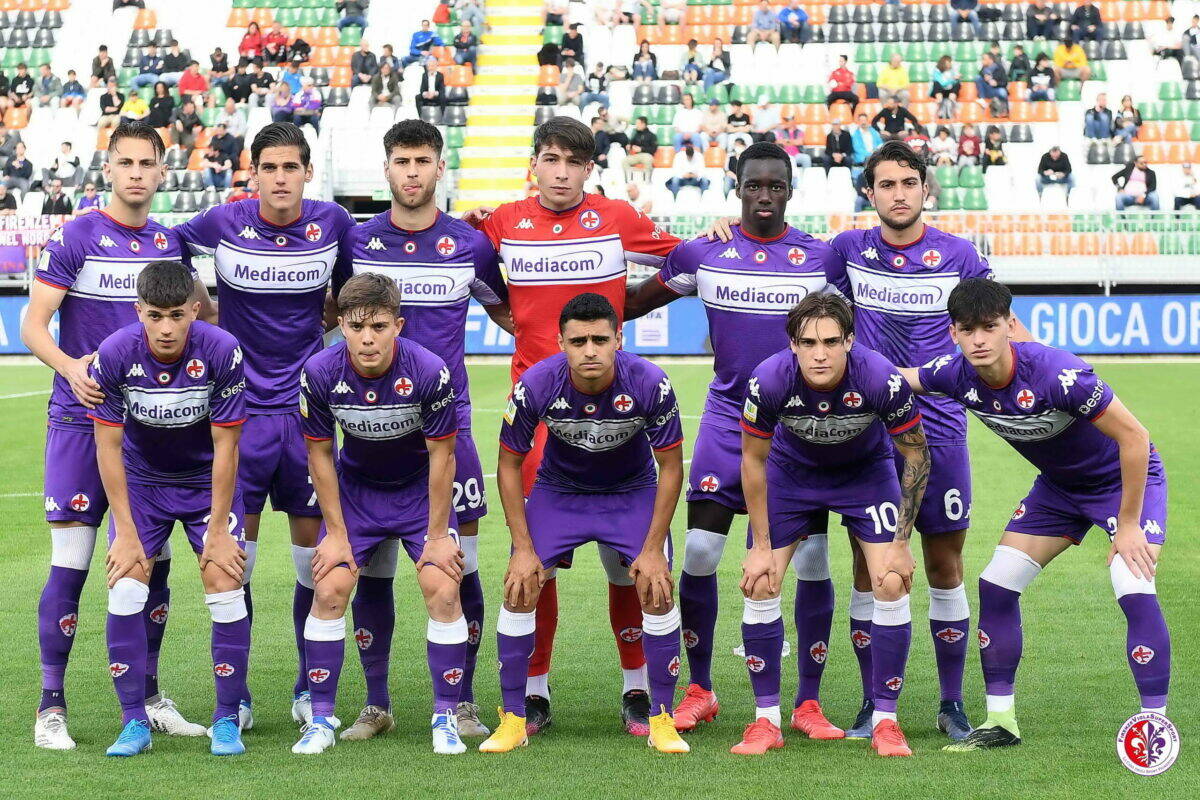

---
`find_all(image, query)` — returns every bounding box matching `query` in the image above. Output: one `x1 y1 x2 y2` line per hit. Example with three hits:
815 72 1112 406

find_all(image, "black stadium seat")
851 5 873 25
901 5 922 23
128 28 150 47
879 4 900 24
1122 22 1144 41
656 84 681 105
928 5 950 24
325 87 350 106
1002 5 1023 23
631 84 654 104
878 23 900 42
1087 142 1111 164
1103 40 1127 60
419 105 443 125
927 23 950 42
827 6 849 25
41 10 63 28
33 29 54 48
535 106 555 125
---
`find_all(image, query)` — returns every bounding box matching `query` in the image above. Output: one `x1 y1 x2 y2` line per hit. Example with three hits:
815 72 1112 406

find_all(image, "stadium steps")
452 0 539 212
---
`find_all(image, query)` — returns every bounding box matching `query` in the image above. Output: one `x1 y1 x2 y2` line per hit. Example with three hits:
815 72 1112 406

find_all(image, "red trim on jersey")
880 223 927 252
887 413 923 435
568 371 616 396
303 434 332 441
98 209 149 230
1089 405 1110 422
34 275 70 291
344 345 396 380
87 414 124 427
257 206 303 229
212 418 247 427
982 345 1018 390
500 440 530 456
652 438 684 452
740 419 774 438
739 225 791 243
426 430 457 441
389 208 441 234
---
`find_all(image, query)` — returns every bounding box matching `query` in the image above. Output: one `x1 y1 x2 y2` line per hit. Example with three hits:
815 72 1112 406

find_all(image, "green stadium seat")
1189 234 1200 255
855 44 878 63
151 193 173 214
857 63 878 83
904 42 928 63
1186 102 1200 122
301 0 327 7
958 166 984 188
445 149 460 169
1160 101 1184 121
339 26 362 47
704 84 729 104
1090 62 1107 81
653 104 674 125
200 107 221 126
1190 121 1200 141
543 26 563 45
436 24 455 41
909 63 930 82
800 85 823 104
275 8 301 26
1159 83 1183 101
1141 102 1161 121
935 166 959 188
953 41 984 61
654 125 673 145
962 188 988 210
880 44 902 62
939 188 962 211
639 6 657 24
276 0 301 8
1155 234 1184 255
315 8 338 26
731 84 756 104
137 87 154 103
445 127 465 148
1056 81 1081 101
117 66 138 87
774 84 800 104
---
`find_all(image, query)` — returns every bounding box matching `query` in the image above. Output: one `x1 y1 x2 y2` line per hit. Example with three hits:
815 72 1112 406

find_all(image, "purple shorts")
762 455 900 547
686 417 747 512
1006 473 1168 545
319 474 459 568
525 485 669 570
239 411 319 517
107 484 246 558
891 442 972 535
452 431 487 525
44 425 109 526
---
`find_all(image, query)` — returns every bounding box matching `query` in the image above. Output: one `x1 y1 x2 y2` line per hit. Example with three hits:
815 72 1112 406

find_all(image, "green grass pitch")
0 360 1196 798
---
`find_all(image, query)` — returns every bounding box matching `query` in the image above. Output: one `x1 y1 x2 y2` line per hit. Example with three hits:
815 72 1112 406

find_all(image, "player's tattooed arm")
892 422 930 544
483 301 516 334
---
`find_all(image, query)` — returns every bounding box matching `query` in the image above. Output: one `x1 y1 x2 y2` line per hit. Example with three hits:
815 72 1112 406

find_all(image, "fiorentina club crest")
442 668 464 685
1011 503 1027 520
58 613 78 637
787 247 806 266
851 629 871 649
809 641 828 664
436 235 456 256
355 628 374 650
612 393 634 413
214 662 236 677
305 223 322 242
149 603 169 624
884 676 904 692
307 667 330 684
935 627 965 644
1016 388 1035 409
698 474 720 493
1117 712 1180 775
467 620 481 645
921 249 942 268
578 209 600 230
394 376 413 396
153 231 168 250
186 358 205 379
69 493 90 512
682 629 699 649
1130 645 1155 665
109 662 130 678
619 626 643 643
978 629 991 649
842 391 863 409
745 655 765 673
667 655 681 676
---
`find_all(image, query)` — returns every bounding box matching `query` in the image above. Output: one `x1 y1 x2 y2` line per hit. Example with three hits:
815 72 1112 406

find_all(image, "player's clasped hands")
1109 522 1158 580
312 533 358 582
880 541 916 593
418 533 465 582
629 547 673 611
200 527 246 583
105 532 149 588
64 352 105 409
739 545 779 598
503 547 545 609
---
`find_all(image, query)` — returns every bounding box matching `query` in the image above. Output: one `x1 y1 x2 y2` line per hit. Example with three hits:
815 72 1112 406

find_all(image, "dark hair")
137 261 194 308
532 116 594 160
786 293 855 341
863 140 927 189
383 118 443 157
109 122 166 161
947 278 1012 326
338 272 402 321
251 121 311 166
558 292 618 332
636 115 648 125
736 141 793 186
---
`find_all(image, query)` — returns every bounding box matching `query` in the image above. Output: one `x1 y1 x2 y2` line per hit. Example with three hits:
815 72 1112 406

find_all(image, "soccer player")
176 122 356 727
88 260 249 757
623 142 843 735
479 293 689 755
293 273 466 755
903 278 1171 751
470 117 681 735
23 122 214 748
333 119 512 740
735 293 928 757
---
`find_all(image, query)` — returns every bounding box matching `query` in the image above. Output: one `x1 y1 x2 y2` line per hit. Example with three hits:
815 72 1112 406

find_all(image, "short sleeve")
1045 354 1114 421
916 352 961 397
499 376 541 454
420 358 459 440
86 339 127 426
824 233 854 302
642 369 684 451
468 231 507 305
174 204 225 256
655 236 701 296
331 224 356 298
299 362 335 440
209 341 247 426
959 239 994 281
616 201 680 266
871 366 922 435
477 208 502 250
34 221 83 290
740 359 783 438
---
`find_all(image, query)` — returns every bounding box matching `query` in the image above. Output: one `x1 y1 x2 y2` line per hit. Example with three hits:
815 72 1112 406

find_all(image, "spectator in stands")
950 0 982 37
0 183 15 214
560 24 584 66
209 122 239 164
269 83 294 124
779 1 810 44
1028 53 1056 100
748 0 782 50
216 97 247 142
1009 45 1032 83
723 137 747 196
1071 0 1102 42
210 47 231 94
460 1 485 32
751 96 779 143
337 1 370 30
60 70 85 110
902 127 930 152
975 52 1009 115
702 38 731 93
823 121 853 173
982 125 1007 172
544 0 568 26
227 63 251 104
672 92 703 148
1054 35 1092 81
581 62 610 108
131 43 165 90
370 59 402 109
171 98 203 148
403 20 445 68
91 45 116 88
590 115 619 172
292 77 323 133
1113 155 1159 210
96 78 124 129
263 24 291 66
454 21 479 68
352 40 379 88
851 112 883 165
922 161 942 210
871 96 920 140
877 53 910 105
3 142 32 194
48 142 81 187
1026 1 1059 39
239 21 264 65
1083 93 1113 139
145 82 174 128
0 123 21 166
555 57 584 106
930 55 960 120
826 55 858 112
700 99 728 149
853 169 871 212
0 71 10 115
41 179 72 215
1186 16 1200 61
1113 95 1141 144
160 40 189 86
667 143 710 198
773 112 805 164
631 40 657 82
622 115 656 181
177 61 210 105
727 99 752 146
74 182 103 214
1035 145 1075 201
248 62 273 107
624 181 652 214
378 43 400 73
680 39 703 84
35 64 62 108
929 126 958 166
417 57 447 112
226 178 259 203
1174 162 1199 211
958 122 982 165
202 146 233 190
9 63 33 107
1152 17 1184 65
661 0 687 25
281 57 304 95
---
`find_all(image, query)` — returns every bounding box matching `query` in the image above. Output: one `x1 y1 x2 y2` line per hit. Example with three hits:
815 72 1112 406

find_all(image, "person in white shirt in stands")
1175 162 1199 211
625 181 653 215
751 96 779 143
1152 16 1185 64
672 92 704 149
667 143 710 198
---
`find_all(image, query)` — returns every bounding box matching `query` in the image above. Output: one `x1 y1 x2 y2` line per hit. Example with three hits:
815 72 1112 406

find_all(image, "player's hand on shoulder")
703 216 740 242
313 533 358 582
67 352 104 408
739 544 779 598
1108 522 1157 580
105 532 149 588
503 547 544 609
880 540 915 593
630 547 673 611
418 532 465 582
200 523 246 583
460 206 495 228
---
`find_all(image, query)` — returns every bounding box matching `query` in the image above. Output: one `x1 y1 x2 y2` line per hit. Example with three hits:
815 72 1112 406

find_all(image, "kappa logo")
44 497 60 512
861 246 879 261
238 226 259 239
1058 367 1083 393
126 363 146 378
748 377 761 398
393 376 414 397
851 629 871 649
884 676 904 692
436 236 457 256
667 655 681 677
69 493 90 512
50 227 65 245
148 603 169 625
511 381 527 405
366 236 385 251
1016 388 1036 410
467 620 481 646
785 395 804 408
186 358 205 379
698 474 720 493
307 667 331 684
1143 520 1164 537
887 373 904 399
619 626 643 643
809 641 828 664
109 662 130 678
58 613 78 637
657 377 672 402
305 223 322 242
99 235 116 248
745 655 766 673
550 397 570 411
682 628 699 649
300 371 309 391
515 218 534 230
354 628 374 650
436 366 451 391
442 668 464 685
964 388 980 404
213 662 236 677
924 353 954 373
332 380 353 394
719 246 740 259
1130 645 1155 665
231 347 242 368
935 627 965 644
978 629 991 649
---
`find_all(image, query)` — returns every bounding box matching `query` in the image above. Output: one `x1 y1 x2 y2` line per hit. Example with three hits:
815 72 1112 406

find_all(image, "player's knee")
743 595 783 623
50 525 97 571
873 571 906 602
924 558 963 589
108 576 149 616
598 544 634 586
313 575 352 615
681 528 728 576
791 535 831 581
979 544 1043 593
421 575 461 618
205 588 248 623
360 539 399 579
1110 553 1156 599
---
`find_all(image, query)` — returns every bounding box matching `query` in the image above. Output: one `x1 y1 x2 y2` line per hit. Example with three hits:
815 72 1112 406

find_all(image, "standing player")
23 123 213 748
479 293 689 755
623 142 843 736
333 119 512 740
88 261 249 757
735 293 929 757
472 117 680 734
904 278 1170 751
176 122 356 727
293 273 467 755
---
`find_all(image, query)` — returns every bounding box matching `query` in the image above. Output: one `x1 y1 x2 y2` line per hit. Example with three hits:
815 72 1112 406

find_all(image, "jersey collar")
981 344 1018 390
99 208 148 230
536 191 587 215
389 208 441 234
739 224 790 244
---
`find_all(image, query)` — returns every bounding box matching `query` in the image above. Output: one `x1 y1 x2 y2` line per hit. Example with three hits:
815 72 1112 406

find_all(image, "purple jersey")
918 341 1164 490
87 320 246 487
828 225 993 445
741 345 921 471
175 199 355 413
500 350 684 493
34 210 193 429
300 338 457 487
333 210 507 432
657 226 837 421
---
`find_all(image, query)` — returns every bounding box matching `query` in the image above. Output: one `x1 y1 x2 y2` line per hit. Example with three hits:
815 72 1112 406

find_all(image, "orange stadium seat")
653 146 675 169
798 104 828 124
329 66 351 87
802 124 825 145
1163 122 1189 142
3 105 29 129
445 65 474 87
828 103 853 124
227 8 249 27
704 146 726 168
958 82 977 103
538 65 559 86
133 9 156 29
95 126 112 150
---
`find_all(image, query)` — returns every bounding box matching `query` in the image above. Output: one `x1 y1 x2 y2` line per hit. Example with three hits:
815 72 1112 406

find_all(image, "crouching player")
89 261 250 757
480 293 689 755
736 293 929 757
294 273 468 755
902 278 1171 751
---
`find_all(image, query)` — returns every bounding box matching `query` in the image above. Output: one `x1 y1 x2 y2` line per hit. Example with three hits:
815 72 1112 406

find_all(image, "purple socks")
870 596 912 716
928 584 969 703
679 571 718 691
427 617 468 714
351 575 395 709
742 598 784 710
641 607 683 712
794 578 834 705
496 608 536 715
37 565 88 712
